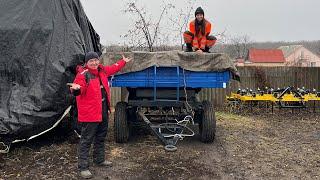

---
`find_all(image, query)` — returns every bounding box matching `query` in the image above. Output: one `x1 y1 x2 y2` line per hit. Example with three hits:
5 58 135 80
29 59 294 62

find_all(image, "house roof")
278 45 303 57
236 58 245 63
248 48 285 63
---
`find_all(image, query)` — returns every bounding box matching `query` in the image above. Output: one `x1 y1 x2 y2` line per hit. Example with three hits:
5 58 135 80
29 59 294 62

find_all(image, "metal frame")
136 106 195 151
111 65 229 151
128 87 201 151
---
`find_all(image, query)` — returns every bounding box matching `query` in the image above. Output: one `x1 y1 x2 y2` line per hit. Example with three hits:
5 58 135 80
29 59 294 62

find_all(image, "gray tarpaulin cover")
103 51 239 79
0 0 101 144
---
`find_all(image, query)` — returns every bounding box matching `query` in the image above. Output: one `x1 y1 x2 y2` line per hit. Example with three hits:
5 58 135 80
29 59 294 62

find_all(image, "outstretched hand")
196 49 203 54
67 83 81 90
122 55 132 62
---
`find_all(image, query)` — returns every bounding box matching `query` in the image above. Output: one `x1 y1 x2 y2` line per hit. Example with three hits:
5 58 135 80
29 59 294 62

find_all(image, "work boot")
96 160 113 167
185 43 193 52
80 170 93 179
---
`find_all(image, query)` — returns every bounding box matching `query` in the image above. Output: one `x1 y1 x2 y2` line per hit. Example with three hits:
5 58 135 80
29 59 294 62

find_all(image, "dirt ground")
1 110 320 180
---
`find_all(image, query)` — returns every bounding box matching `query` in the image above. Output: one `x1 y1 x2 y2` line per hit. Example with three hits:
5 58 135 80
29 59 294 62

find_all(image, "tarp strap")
0 105 72 153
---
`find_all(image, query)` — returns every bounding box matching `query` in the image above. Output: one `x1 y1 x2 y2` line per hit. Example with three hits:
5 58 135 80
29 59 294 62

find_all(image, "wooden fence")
110 67 320 107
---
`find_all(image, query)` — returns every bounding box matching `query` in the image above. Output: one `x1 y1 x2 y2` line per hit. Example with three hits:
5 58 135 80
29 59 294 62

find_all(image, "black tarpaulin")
0 0 101 144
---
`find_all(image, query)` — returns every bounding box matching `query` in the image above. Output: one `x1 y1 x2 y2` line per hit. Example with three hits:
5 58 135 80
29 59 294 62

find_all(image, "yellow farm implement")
226 87 320 113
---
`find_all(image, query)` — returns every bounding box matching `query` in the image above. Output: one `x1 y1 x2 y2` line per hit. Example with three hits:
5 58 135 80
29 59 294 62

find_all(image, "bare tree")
241 35 251 58
229 34 252 58
122 1 232 51
210 29 228 53
167 0 195 49
123 1 174 52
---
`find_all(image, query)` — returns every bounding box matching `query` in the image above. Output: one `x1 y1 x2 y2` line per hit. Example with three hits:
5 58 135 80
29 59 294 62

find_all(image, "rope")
0 106 72 153
161 115 195 139
159 68 195 140
27 105 72 141
176 115 194 125
182 69 195 116
0 142 10 154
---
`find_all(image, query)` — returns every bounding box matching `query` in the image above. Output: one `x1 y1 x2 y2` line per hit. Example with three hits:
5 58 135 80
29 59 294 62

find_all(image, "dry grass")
1 111 319 179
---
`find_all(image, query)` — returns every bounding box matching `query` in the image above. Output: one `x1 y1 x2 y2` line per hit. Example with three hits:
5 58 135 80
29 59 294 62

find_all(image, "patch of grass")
110 147 126 159
216 111 245 121
216 111 267 131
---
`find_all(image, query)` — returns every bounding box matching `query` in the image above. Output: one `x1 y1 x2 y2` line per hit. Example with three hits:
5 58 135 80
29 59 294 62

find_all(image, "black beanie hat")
84 51 99 62
195 7 204 17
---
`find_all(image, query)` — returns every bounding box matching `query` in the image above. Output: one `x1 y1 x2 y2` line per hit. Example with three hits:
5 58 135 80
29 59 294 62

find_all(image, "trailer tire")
199 101 216 143
114 102 129 143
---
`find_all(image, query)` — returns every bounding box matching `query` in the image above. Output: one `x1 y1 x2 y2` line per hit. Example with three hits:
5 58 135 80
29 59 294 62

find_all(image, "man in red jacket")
69 51 131 179
183 7 217 53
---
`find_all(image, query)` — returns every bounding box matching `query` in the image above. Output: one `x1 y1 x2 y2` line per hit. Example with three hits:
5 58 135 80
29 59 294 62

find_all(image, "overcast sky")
80 0 320 45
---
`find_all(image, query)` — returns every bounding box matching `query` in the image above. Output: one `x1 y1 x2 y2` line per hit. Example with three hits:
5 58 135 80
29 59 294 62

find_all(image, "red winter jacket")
73 59 126 122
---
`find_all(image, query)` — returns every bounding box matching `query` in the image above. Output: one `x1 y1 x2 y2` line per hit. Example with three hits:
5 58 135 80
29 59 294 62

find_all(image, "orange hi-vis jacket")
189 19 212 50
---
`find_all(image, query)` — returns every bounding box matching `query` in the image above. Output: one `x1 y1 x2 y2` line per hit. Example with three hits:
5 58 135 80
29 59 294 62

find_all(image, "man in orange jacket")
183 7 217 53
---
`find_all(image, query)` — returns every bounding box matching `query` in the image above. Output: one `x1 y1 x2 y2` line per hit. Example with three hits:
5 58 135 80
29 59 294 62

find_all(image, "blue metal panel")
109 66 230 89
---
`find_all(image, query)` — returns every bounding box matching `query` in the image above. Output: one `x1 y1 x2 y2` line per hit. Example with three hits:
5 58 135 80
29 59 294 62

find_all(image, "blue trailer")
110 65 231 151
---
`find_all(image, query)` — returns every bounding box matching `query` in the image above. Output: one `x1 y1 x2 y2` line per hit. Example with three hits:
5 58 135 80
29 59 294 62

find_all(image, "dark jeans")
78 101 109 171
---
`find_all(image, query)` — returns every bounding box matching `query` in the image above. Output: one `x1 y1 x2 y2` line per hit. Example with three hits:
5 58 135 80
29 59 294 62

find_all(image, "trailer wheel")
127 106 137 122
114 102 129 143
199 101 216 143
193 109 202 124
